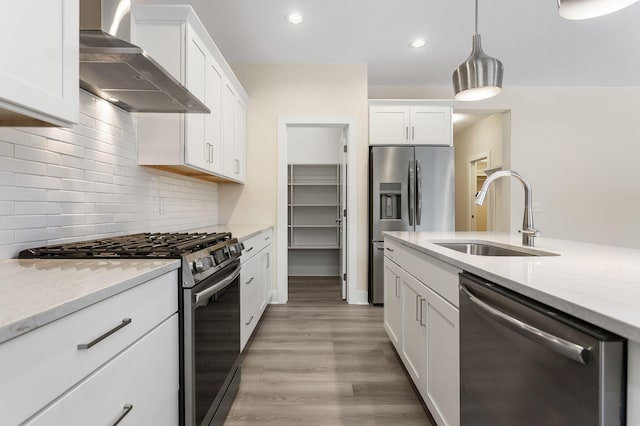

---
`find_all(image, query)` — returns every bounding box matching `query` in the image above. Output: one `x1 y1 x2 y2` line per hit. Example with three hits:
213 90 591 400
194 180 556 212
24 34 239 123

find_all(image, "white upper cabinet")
369 101 453 146
132 5 248 183
0 0 79 127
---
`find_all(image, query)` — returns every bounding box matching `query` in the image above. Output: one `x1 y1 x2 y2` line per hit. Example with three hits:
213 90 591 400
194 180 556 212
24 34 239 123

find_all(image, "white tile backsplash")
0 91 219 259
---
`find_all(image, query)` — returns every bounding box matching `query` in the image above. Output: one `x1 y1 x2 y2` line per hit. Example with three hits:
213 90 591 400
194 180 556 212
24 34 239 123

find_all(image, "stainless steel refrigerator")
369 146 455 304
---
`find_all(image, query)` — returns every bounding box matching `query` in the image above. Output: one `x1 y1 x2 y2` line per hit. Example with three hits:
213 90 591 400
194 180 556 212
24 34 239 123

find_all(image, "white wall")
218 64 369 291
288 127 342 165
371 85 640 249
0 92 219 259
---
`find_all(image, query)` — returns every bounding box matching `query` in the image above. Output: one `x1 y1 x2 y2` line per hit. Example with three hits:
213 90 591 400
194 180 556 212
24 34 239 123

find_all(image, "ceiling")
132 0 640 88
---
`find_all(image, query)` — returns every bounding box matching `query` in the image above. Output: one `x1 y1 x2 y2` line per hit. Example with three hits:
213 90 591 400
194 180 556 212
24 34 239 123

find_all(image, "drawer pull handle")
265 236 271 241
246 246 254 253
386 247 394 252
245 277 255 285
245 315 254 326
112 403 133 426
78 318 132 350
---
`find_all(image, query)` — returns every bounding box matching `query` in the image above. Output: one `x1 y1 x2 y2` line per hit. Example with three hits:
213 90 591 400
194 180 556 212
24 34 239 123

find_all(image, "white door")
339 128 348 300
204 59 223 173
469 158 489 231
222 83 236 178
184 30 207 170
410 106 453 146
402 272 427 389
369 106 410 144
383 259 403 349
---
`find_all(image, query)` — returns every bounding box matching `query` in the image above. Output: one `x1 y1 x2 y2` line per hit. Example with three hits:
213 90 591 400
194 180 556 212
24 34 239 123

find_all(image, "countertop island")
384 231 640 423
384 231 640 341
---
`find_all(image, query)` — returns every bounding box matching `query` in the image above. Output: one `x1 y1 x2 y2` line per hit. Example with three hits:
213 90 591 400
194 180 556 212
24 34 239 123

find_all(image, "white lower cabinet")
402 272 428 387
383 238 461 426
423 284 459 426
383 259 403 349
0 272 179 426
25 315 179 426
240 229 273 351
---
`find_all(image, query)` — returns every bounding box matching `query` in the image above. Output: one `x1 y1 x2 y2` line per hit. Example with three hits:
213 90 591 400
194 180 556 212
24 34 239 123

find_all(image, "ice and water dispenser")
379 183 402 220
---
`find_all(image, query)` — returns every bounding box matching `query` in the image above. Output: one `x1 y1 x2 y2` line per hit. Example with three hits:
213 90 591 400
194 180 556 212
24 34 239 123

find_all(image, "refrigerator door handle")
408 161 415 226
416 159 422 226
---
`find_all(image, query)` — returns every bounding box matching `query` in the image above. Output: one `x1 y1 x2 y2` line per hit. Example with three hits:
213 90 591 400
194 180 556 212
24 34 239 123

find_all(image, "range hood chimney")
79 0 209 113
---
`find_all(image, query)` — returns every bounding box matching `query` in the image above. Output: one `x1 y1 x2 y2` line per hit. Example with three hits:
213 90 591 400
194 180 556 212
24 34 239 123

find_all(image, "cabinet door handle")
235 158 240 174
78 318 132 350
416 295 421 322
205 143 213 163
412 126 415 140
420 298 426 326
112 403 133 426
245 315 254 326
405 126 409 141
395 277 400 297
245 276 255 285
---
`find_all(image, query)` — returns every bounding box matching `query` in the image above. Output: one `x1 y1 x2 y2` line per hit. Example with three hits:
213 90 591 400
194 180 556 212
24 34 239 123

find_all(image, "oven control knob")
213 248 229 264
193 257 213 273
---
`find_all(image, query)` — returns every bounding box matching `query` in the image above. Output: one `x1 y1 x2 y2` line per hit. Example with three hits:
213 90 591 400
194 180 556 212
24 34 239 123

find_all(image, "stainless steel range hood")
79 0 209 113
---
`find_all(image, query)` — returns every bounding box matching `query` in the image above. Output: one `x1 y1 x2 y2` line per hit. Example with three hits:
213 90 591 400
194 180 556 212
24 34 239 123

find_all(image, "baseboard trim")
349 290 369 305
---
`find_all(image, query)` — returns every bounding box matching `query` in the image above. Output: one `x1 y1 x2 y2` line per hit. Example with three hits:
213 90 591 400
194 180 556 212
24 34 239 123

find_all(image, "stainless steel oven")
19 231 244 426
181 259 241 426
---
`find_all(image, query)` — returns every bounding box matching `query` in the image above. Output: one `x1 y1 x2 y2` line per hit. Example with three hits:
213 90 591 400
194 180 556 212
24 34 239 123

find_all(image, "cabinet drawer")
402 247 461 307
383 239 402 263
0 271 178 426
240 256 260 350
24 315 179 426
241 229 273 263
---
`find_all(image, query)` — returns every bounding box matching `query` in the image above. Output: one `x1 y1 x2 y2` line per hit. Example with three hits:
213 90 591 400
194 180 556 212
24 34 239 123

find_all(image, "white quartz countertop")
384 231 640 342
0 258 179 344
187 224 272 241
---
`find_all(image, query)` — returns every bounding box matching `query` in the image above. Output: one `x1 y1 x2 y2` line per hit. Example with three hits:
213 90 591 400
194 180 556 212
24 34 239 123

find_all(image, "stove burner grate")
18 232 232 259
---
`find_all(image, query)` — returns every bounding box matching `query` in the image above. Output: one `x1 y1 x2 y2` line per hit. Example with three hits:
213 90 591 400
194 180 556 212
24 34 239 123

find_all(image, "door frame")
467 151 492 231
276 116 358 304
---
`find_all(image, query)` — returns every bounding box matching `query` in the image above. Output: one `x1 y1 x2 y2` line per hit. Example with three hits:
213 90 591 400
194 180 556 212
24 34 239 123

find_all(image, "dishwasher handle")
460 283 589 365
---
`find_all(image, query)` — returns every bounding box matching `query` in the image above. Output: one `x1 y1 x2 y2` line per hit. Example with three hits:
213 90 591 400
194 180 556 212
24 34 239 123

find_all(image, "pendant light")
558 0 639 20
452 0 503 101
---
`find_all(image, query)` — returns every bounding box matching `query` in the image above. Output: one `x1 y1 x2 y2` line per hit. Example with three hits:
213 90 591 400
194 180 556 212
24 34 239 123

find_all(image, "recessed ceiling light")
286 12 304 24
410 39 427 48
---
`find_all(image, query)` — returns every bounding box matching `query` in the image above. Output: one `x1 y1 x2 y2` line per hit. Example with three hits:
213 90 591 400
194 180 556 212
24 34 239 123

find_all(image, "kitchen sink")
433 241 559 257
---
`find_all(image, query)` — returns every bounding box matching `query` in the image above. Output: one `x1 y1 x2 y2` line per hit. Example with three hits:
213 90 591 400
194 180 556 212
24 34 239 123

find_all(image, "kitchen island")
384 231 640 424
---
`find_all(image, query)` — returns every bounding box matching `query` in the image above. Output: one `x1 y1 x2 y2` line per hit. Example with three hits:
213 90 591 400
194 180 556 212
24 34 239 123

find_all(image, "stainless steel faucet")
475 170 540 246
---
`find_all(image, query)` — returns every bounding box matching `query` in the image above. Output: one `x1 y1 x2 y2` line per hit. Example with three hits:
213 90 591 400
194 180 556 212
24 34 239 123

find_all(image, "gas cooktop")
18 232 232 259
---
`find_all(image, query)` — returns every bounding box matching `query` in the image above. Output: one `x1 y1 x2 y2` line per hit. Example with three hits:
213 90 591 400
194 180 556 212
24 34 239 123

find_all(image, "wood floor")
225 276 435 425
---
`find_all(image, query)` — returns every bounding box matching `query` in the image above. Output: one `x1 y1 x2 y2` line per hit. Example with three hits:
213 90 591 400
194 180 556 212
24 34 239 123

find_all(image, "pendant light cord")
475 0 479 35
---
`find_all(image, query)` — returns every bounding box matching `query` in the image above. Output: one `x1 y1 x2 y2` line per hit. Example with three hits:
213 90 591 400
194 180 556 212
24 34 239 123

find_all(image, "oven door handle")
193 264 241 306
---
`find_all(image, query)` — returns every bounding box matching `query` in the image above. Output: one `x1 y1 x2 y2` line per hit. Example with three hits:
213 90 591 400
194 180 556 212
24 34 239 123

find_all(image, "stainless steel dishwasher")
459 272 626 426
